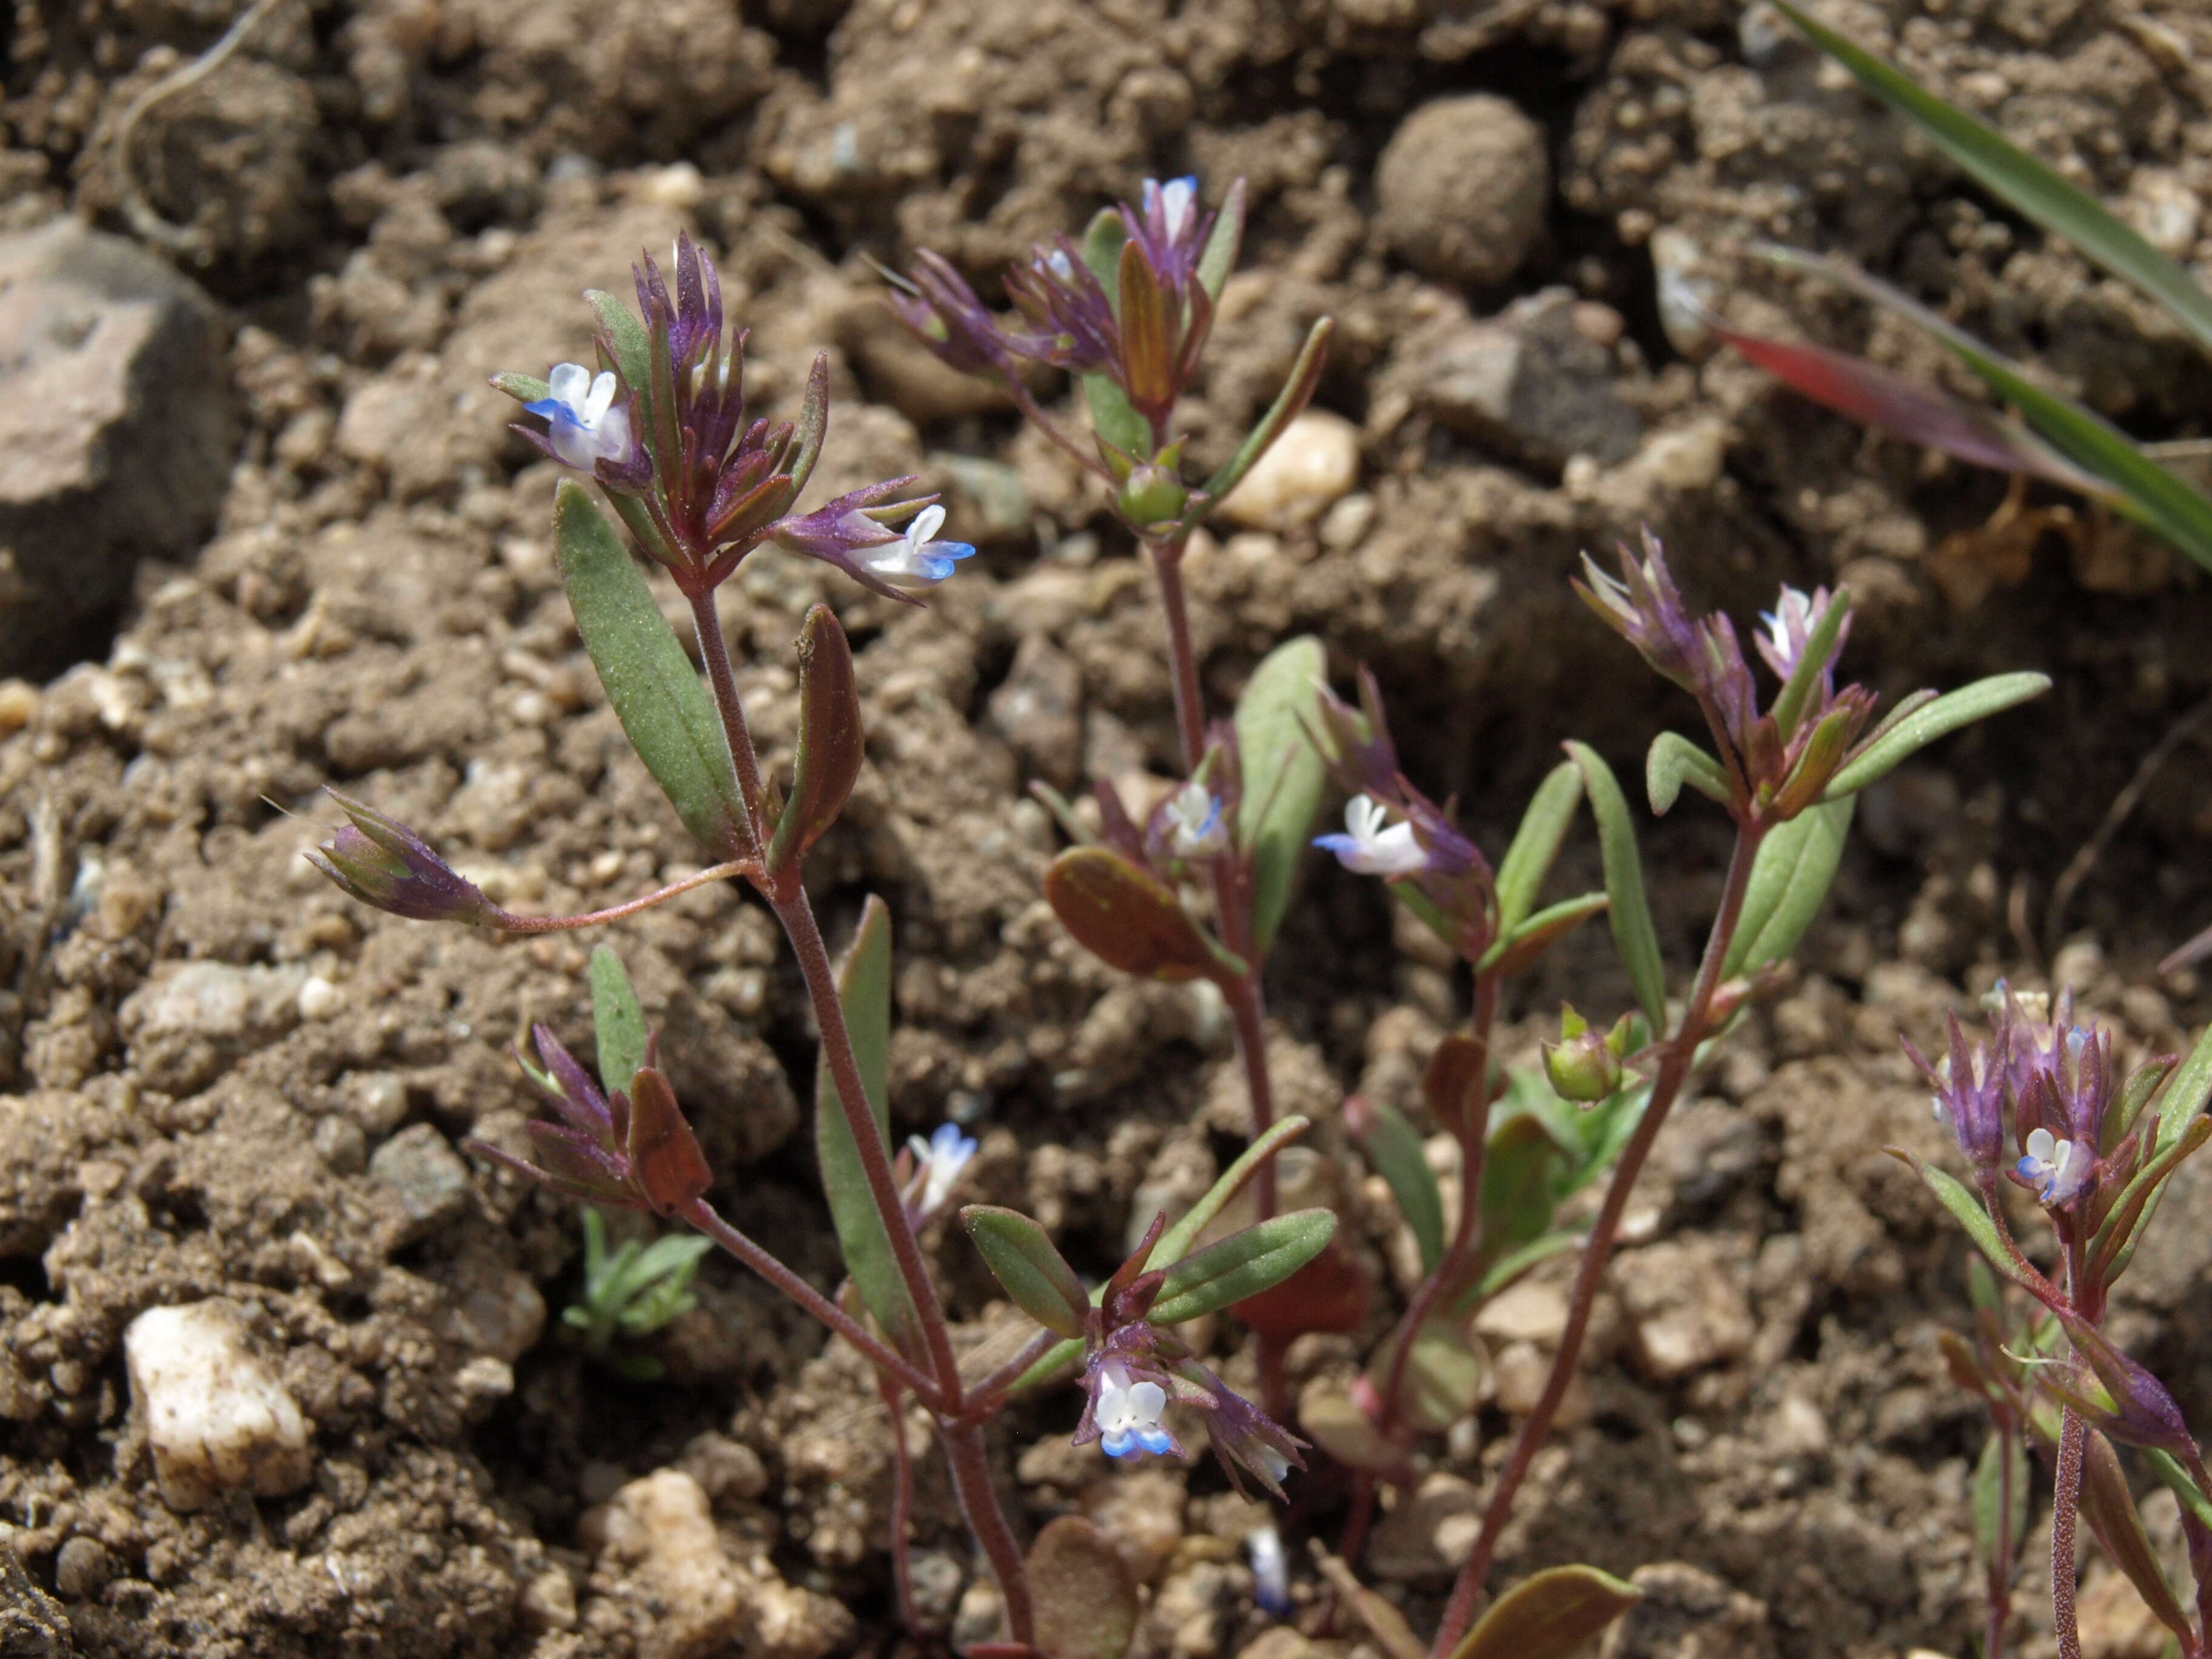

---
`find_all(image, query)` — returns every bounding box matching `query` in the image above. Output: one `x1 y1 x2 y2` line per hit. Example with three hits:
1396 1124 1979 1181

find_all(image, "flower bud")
307 791 502 926
1117 464 1188 529
1543 1005 1623 1102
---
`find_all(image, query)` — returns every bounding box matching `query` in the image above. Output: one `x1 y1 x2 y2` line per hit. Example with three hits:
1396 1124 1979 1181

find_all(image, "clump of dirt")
4 0 2212 1655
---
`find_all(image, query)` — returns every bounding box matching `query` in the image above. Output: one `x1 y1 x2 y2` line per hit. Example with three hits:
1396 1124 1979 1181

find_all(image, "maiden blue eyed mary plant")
308 232 1332 1654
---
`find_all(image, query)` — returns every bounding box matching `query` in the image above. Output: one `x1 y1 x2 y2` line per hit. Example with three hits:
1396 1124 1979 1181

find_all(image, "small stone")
1368 1470 1481 1583
454 1355 515 1415
679 1432 768 1504
750 1577 856 1659
586 1470 748 1659
344 1070 411 1136
1401 288 1641 469
517 1567 577 1632
0 681 38 734
1617 1239 1754 1382
312 1115 367 1175
296 975 341 1021
367 1123 474 1244
987 634 1085 789
1218 411 1360 531
1081 1468 1187 1584
437 1257 547 1363
124 1300 313 1512
1318 492 1375 551
118 960 306 1095
1598 1561 1775 1659
53 1536 113 1600
0 222 235 676
1491 1339 1592 1426
1473 1280 1567 1345
1375 95 1549 286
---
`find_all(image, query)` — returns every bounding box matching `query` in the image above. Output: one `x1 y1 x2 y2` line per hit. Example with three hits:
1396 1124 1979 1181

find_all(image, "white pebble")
297 975 341 1021
1218 410 1361 531
124 1301 312 1511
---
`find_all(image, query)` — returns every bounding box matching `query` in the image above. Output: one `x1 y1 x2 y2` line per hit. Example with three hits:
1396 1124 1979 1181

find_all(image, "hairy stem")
679 1198 942 1405
774 883 965 1398
960 1328 1064 1420
945 1420 1033 1646
1148 535 1207 772
2053 1409 2085 1659
1432 819 1768 1655
879 1375 923 1639
688 589 768 848
493 859 757 931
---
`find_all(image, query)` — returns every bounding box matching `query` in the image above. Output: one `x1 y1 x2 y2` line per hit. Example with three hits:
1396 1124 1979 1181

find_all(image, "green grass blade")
1771 0 2212 356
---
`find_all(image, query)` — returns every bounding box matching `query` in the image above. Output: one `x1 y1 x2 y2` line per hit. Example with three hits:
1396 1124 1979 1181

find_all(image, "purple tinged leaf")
769 605 863 873
625 1065 712 1218
960 1207 1090 1339
1027 1517 1140 1659
1718 326 2096 488
307 790 503 927
1446 1564 1643 1659
1043 846 1237 984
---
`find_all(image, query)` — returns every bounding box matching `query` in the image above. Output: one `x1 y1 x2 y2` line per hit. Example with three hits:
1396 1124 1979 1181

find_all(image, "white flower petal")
548 361 592 412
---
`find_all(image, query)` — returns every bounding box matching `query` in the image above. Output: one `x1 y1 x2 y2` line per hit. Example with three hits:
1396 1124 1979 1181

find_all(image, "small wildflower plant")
313 232 1329 1652
313 181 2072 1659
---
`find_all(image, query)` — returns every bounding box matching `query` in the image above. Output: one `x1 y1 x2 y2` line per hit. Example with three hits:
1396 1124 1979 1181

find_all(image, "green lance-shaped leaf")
1721 797 1855 981
1768 0 2212 358
2077 1428 2196 1652
2093 1115 2212 1288
2147 1447 2212 1533
554 481 749 856
1235 635 1329 957
1197 178 1247 303
1823 674 2052 800
1565 742 1667 1031
1474 1113 1569 1274
1313 1552 1426 1659
1351 1100 1445 1275
1199 318 1333 506
1478 891 1610 977
814 896 918 1347
1884 1148 2041 1296
1081 207 1128 302
1970 1430 2028 1572
1044 846 1241 983
585 288 654 421
769 604 863 874
588 945 649 1096
2154 1017 2212 1159
962 1207 1091 1339
1148 1115 1312 1269
1447 1563 1643 1659
1029 1516 1141 1659
1494 760 1583 934
1084 375 1152 463
1646 731 1730 817
1472 1231 1582 1302
1150 1208 1338 1325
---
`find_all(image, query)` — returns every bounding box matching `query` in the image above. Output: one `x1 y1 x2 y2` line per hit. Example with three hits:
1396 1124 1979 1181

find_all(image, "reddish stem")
1431 819 1768 1655
2053 1409 2085 1659
1986 1419 2016 1659
492 859 756 931
879 1374 924 1638
687 589 766 853
1148 535 1207 773
945 1419 1034 1646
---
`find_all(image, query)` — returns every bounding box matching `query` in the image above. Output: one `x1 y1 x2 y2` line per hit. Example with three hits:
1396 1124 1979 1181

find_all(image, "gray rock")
1403 287 1643 469
1375 95 1549 287
988 635 1085 789
367 1123 474 1245
0 221 234 676
118 961 305 1096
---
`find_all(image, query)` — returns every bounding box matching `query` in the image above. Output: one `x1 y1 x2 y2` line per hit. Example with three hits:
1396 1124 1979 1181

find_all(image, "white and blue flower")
1094 1359 1175 1460
860 504 976 592
525 363 635 472
1165 782 1228 858
2018 1126 2091 1206
1313 794 1428 877
906 1121 979 1218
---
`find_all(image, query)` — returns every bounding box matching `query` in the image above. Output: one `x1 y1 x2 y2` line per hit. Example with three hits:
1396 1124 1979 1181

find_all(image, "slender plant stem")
1148 535 1207 771
493 860 757 931
774 883 965 1398
1432 820 1768 1656
1987 1419 2016 1659
688 589 767 849
960 1328 1064 1419
945 1420 1034 1646
1227 980 1281 1221
1369 973 1501 1448
2053 1408 2085 1659
679 1197 943 1405
879 1375 924 1639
